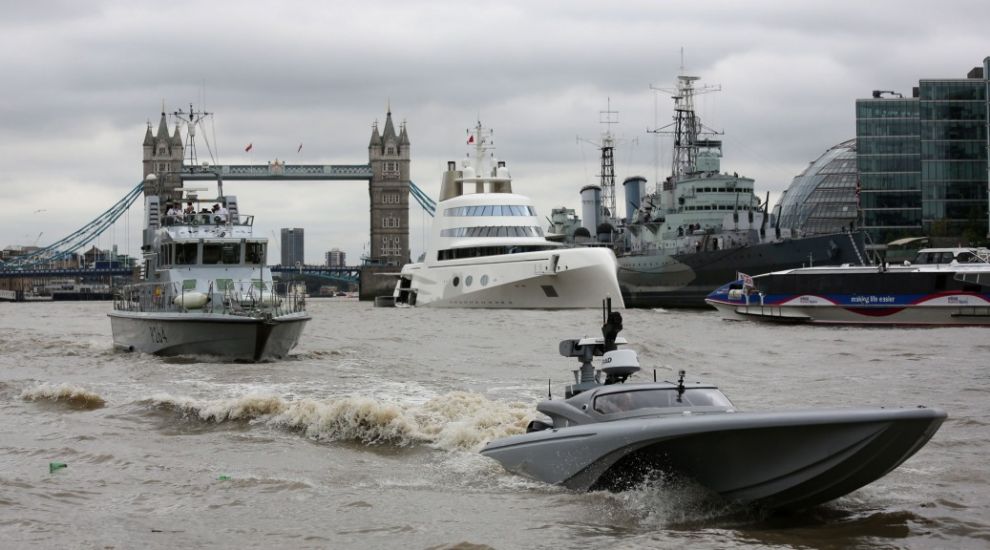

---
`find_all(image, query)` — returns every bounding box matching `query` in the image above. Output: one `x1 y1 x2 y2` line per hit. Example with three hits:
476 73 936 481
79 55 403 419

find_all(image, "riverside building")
855 57 990 244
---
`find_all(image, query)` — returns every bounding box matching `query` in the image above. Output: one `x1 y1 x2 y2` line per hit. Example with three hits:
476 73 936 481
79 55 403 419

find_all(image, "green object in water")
218 475 231 481
49 462 67 473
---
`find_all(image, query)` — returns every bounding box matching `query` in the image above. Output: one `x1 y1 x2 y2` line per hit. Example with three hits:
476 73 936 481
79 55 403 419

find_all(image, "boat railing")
219 280 306 317
160 213 255 228
113 278 305 316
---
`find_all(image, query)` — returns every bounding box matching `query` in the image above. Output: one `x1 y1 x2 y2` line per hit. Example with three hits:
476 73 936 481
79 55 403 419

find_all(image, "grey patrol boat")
481 302 946 510
108 175 309 361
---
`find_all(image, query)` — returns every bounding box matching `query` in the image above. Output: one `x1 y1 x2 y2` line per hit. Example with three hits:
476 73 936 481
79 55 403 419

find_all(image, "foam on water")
20 383 107 410
141 390 532 451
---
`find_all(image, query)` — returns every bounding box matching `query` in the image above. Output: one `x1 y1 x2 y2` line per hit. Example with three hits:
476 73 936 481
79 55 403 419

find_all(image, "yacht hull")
481 407 945 510
396 247 623 309
618 232 868 308
108 311 310 361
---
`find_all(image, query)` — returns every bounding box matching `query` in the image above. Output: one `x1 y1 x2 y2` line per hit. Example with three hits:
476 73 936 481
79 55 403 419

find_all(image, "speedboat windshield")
593 388 733 414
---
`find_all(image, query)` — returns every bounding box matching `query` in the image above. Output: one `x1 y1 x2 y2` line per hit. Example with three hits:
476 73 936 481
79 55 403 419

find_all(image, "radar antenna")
648 57 723 184
172 103 214 167
577 98 634 227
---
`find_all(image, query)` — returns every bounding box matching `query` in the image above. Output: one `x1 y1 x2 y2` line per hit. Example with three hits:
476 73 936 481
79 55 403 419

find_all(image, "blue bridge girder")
0 267 134 279
269 264 362 284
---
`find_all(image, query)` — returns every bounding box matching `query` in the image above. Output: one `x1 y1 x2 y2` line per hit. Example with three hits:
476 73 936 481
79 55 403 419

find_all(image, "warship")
613 74 869 307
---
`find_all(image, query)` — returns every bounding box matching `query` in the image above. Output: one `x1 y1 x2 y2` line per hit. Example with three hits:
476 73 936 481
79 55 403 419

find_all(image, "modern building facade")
325 248 346 267
280 228 304 266
856 57 989 244
777 139 859 236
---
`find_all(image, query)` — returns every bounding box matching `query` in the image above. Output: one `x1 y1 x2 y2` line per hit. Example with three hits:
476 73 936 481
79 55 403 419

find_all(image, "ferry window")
215 279 233 291
246 243 266 264
175 243 198 265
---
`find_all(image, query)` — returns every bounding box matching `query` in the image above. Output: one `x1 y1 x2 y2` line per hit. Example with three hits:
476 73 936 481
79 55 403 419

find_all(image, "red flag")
297 143 303 153
245 143 253 152
467 135 474 144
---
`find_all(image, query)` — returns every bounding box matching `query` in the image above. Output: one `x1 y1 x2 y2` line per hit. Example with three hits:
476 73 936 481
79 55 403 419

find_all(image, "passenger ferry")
108 177 309 360
393 122 623 308
705 248 990 325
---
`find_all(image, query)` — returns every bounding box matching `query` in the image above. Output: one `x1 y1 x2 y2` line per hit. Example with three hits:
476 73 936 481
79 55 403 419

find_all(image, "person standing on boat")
218 203 229 223
165 204 179 224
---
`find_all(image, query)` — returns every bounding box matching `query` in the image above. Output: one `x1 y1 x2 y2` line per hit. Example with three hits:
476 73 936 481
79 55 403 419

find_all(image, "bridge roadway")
180 164 373 181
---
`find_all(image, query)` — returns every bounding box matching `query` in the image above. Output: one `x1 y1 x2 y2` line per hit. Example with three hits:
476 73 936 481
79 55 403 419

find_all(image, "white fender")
173 291 209 309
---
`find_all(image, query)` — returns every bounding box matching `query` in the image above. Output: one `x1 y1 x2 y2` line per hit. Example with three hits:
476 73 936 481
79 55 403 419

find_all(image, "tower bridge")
142 107 430 299
1 107 437 300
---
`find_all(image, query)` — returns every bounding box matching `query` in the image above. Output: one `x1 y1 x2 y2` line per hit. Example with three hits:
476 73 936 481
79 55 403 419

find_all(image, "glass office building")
777 139 859 235
856 57 989 244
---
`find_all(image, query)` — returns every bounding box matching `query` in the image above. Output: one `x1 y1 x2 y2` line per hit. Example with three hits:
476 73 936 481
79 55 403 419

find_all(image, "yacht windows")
441 226 545 238
437 244 557 261
246 242 266 265
174 243 198 265
593 388 733 414
443 205 538 217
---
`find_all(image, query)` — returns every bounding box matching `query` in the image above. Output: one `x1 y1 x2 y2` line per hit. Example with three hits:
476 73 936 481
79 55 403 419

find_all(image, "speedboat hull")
108 311 310 361
481 407 945 510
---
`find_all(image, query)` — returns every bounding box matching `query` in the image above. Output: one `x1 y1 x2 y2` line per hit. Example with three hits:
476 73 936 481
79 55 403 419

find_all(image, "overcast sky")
2 0 988 264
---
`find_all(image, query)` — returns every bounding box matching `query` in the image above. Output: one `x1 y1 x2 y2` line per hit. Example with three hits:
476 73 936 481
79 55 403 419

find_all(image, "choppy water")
1 300 988 549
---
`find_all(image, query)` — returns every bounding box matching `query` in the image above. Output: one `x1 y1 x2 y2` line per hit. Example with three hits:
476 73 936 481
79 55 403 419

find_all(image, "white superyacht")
109 178 309 360
394 122 623 308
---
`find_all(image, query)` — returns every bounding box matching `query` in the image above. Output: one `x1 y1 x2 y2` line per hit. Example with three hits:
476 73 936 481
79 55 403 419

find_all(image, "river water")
0 300 987 549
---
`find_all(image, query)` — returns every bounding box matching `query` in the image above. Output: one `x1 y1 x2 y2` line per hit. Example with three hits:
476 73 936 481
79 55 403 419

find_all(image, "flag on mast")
467 135 474 144
737 272 754 289
245 143 253 152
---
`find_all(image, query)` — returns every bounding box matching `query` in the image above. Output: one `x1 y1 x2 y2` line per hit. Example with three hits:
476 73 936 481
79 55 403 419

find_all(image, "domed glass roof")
777 139 858 235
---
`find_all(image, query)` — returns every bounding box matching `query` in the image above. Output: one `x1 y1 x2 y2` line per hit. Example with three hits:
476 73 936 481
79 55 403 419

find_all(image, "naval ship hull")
108 311 310 361
618 232 868 308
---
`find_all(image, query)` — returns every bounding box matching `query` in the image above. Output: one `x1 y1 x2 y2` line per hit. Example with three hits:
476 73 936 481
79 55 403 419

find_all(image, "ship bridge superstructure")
428 122 560 264
626 73 767 255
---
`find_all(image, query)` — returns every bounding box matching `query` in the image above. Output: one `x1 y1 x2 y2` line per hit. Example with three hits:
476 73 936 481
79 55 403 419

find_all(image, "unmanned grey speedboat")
481 303 946 511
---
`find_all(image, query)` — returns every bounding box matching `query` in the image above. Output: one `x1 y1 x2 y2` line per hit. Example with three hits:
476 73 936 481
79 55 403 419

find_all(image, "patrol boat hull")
109 311 309 361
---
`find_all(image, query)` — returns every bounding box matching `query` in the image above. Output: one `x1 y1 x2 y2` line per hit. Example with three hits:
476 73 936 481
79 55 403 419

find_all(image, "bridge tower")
142 111 184 201
367 109 410 265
